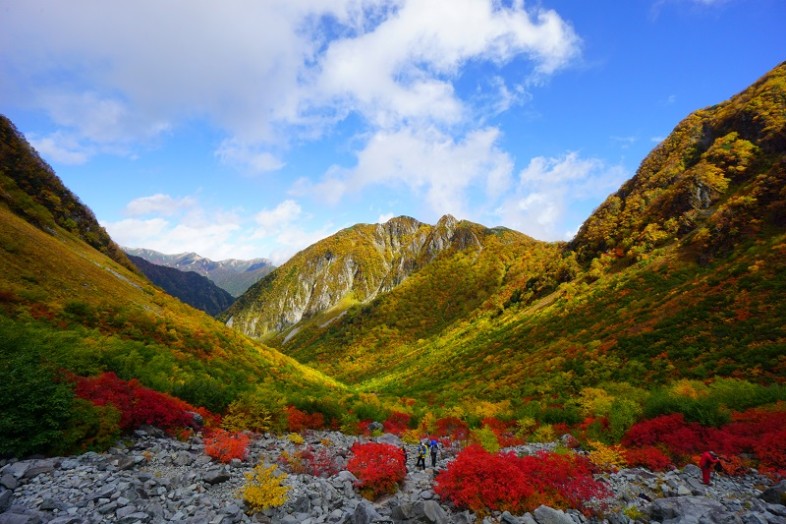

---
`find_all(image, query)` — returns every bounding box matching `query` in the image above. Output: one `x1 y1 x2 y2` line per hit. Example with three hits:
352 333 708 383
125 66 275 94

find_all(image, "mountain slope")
222 214 546 341
126 254 235 316
237 62 786 410
571 61 786 263
125 248 274 297
0 116 136 273
0 116 345 423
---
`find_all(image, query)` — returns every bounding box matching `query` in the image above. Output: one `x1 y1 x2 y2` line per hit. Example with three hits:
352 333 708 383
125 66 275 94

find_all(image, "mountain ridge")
126 254 235 316
124 247 274 297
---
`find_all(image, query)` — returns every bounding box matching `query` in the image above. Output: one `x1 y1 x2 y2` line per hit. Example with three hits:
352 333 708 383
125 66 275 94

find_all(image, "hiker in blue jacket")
429 438 439 467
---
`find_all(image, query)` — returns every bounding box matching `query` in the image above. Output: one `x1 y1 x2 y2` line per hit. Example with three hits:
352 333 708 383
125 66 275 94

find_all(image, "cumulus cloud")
28 131 91 165
305 125 514 219
254 200 303 237
494 152 627 241
1 1 580 168
124 194 197 217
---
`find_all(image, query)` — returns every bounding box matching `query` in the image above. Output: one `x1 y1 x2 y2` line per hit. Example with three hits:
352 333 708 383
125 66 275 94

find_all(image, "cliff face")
222 214 491 339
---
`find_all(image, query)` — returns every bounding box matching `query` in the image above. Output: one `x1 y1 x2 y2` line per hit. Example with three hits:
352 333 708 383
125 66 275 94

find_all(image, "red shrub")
286 406 325 433
435 445 611 516
283 445 343 477
383 412 411 435
623 446 672 471
482 417 524 448
347 442 406 500
621 414 708 459
435 417 470 442
203 429 250 463
74 372 200 432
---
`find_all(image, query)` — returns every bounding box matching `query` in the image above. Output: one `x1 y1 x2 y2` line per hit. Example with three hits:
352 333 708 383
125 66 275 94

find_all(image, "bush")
204 429 250 463
74 372 199 432
286 406 325 433
347 442 407 500
383 411 412 435
0 330 75 457
622 446 672 471
242 463 290 512
435 446 611 516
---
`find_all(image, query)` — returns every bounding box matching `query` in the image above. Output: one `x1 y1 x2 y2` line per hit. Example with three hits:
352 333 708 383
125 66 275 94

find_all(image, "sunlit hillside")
250 62 786 416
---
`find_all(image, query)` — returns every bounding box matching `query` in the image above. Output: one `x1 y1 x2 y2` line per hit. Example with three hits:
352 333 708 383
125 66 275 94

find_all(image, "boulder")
761 480 786 505
532 505 574 524
648 496 727 523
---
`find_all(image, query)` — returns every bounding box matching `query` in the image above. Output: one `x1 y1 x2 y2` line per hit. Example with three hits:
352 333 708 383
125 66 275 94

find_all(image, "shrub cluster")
434 446 610 516
73 372 202 432
204 429 250 463
347 442 407 500
241 463 290 512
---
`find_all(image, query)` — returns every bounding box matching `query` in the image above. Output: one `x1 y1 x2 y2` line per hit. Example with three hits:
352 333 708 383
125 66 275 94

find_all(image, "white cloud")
1 1 580 168
125 194 197 217
28 132 91 165
308 125 514 219
377 213 395 223
215 139 285 174
495 152 627 241
254 200 303 237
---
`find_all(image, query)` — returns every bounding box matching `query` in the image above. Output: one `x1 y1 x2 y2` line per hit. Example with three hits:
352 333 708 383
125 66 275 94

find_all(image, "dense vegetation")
2 60 786 509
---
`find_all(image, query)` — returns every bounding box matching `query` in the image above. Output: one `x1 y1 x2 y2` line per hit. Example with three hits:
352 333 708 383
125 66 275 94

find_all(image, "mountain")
0 116 136 273
224 62 786 410
124 248 274 297
221 214 551 342
0 115 344 455
126 254 235 316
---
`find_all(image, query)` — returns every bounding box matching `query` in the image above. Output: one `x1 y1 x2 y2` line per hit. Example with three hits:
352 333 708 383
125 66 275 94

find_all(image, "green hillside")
0 118 348 455
254 62 786 415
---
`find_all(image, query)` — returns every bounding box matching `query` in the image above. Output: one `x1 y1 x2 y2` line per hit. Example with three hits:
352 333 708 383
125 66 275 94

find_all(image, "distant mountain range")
126 254 235 316
123 248 274 297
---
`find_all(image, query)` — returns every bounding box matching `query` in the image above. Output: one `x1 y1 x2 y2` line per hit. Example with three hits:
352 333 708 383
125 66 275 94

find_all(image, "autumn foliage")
203 429 250 463
347 442 407 500
286 406 325 433
73 372 206 432
435 445 610 516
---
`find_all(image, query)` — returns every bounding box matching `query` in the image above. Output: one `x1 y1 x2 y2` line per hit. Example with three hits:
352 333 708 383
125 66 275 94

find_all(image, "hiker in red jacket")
699 451 720 485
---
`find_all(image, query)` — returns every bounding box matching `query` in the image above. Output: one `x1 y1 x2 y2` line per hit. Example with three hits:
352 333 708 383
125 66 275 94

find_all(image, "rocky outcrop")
223 215 498 340
2 431 785 524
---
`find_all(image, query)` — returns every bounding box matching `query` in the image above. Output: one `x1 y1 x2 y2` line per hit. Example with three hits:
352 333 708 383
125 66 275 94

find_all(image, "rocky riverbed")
1 428 785 524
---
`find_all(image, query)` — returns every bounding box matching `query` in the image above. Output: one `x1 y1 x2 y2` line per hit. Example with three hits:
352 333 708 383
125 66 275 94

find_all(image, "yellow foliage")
586 440 628 472
287 432 304 445
530 424 555 443
465 399 512 420
241 463 290 513
418 413 437 435
401 429 422 444
577 387 615 418
670 379 708 399
470 426 500 453
515 417 537 440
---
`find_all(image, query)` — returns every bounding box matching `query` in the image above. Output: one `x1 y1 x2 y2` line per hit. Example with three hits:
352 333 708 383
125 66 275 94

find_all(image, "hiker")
416 440 427 470
429 438 439 467
699 450 720 485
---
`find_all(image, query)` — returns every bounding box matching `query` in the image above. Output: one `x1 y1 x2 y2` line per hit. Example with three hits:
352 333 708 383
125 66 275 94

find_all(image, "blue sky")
1 0 784 264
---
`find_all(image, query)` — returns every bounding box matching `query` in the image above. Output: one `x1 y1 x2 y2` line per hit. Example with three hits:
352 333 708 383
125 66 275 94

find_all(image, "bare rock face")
222 215 490 339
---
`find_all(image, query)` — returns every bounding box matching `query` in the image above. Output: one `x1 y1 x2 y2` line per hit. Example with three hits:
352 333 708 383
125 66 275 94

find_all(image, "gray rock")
761 480 786 505
353 499 381 524
0 513 39 524
648 496 726 523
0 476 17 491
0 489 12 512
203 470 230 485
501 511 523 524
532 505 574 524
2 463 29 480
421 500 448 524
174 451 195 467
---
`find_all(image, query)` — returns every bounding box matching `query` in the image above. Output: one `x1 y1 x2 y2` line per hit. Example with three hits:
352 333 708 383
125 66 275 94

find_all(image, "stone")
501 511 523 524
761 480 786 505
0 476 18 491
353 499 381 524
648 496 726 523
203 470 230 485
422 500 448 524
0 513 39 524
532 505 574 524
0 489 12 512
